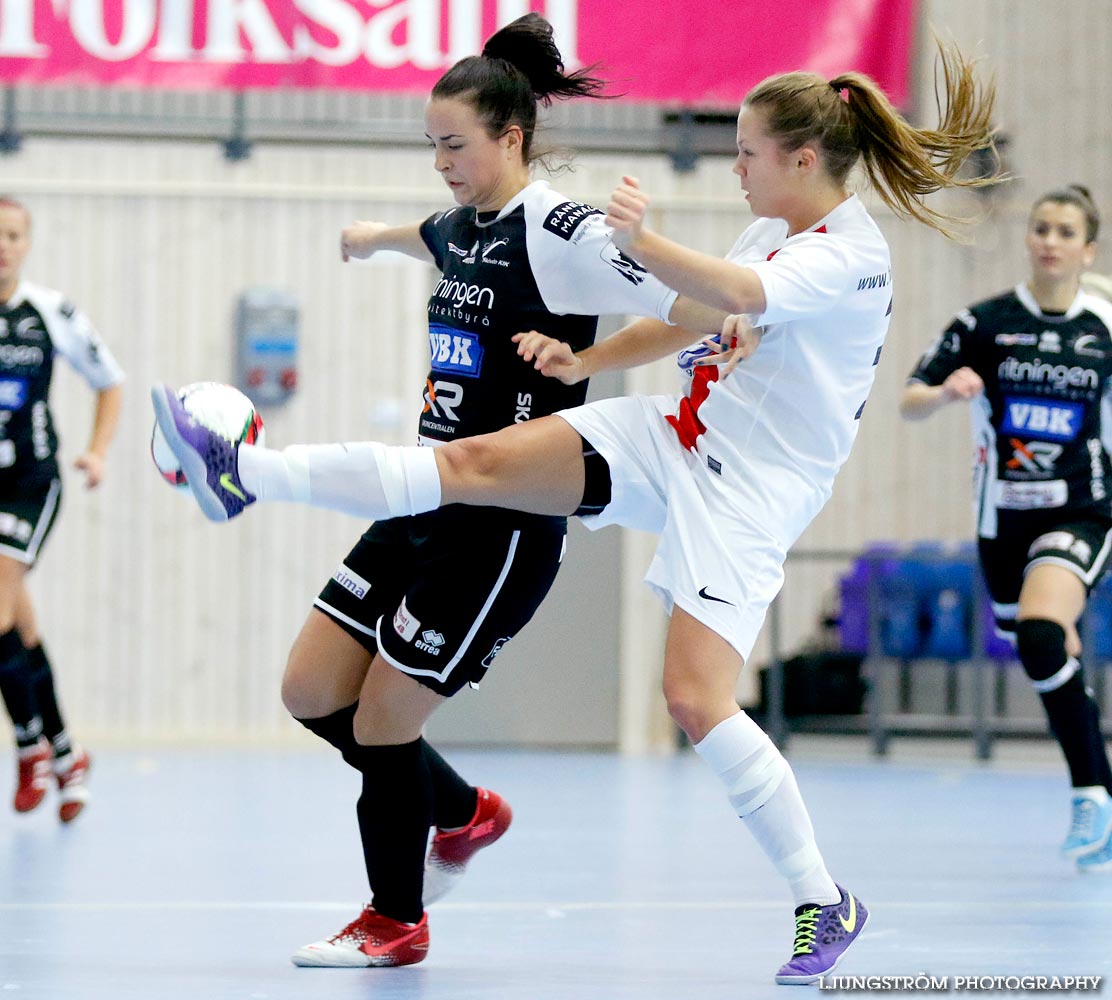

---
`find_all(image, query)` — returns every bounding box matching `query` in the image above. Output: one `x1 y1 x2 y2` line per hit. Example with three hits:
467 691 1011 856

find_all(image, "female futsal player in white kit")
153 46 997 983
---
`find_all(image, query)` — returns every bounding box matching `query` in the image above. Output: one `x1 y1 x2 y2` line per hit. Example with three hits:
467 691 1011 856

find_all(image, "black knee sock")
24 644 70 757
295 703 360 767
0 628 40 749
348 739 431 924
1040 675 1112 792
1017 619 1112 793
295 706 476 830
421 739 477 829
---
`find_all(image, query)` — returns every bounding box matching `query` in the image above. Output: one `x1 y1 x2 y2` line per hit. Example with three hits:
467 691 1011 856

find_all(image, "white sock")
695 711 840 907
238 442 441 520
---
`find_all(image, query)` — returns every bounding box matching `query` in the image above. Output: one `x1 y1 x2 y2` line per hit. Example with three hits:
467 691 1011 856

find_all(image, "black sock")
1040 675 1112 792
421 739 477 829
296 706 477 829
0 628 41 749
295 703 360 767
24 644 70 757
348 739 431 925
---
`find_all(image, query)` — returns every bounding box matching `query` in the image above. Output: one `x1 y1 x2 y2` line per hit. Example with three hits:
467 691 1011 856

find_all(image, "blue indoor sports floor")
2 738 1111 999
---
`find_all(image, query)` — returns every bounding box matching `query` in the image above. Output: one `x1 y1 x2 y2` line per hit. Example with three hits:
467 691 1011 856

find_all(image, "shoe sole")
291 948 376 968
773 910 870 985
291 942 428 968
150 384 229 523
1063 819 1112 861
1077 856 1112 873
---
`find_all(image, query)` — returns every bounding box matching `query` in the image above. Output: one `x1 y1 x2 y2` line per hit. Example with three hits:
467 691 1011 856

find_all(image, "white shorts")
558 394 789 661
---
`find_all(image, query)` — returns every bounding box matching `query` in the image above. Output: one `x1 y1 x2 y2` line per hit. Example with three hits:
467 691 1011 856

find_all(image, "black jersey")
0 281 124 487
417 180 678 444
909 285 1112 537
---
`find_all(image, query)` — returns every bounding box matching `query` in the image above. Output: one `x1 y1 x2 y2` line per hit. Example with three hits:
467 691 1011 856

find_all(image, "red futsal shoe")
423 787 512 904
291 906 429 967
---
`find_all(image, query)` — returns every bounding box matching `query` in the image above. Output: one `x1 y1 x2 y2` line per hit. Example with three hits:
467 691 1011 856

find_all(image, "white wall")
8 0 1112 746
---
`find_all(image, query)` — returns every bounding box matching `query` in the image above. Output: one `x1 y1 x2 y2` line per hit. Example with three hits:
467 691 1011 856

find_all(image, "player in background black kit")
275 15 726 968
902 185 1112 872
0 197 124 823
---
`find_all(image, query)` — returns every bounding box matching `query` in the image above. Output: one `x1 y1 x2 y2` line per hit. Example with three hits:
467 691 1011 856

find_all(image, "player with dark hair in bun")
903 184 1112 873
237 14 726 968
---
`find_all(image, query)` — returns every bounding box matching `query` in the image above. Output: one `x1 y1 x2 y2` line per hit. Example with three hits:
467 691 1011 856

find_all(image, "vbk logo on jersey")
429 324 483 377
0 377 29 410
1002 395 1083 442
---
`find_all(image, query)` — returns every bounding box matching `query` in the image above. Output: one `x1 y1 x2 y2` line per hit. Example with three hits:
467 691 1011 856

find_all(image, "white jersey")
674 194 892 543
559 195 891 658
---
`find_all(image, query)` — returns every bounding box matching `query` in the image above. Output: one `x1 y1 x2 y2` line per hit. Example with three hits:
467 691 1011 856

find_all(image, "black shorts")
979 509 1112 634
314 507 567 697
0 476 61 566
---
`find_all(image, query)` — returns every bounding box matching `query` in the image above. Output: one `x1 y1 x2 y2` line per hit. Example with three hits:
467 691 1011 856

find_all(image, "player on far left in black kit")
0 196 124 823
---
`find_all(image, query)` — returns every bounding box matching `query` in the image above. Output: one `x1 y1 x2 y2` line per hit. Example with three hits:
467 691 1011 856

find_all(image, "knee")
281 654 327 719
351 697 403 746
662 674 715 742
1015 618 1077 691
437 434 500 486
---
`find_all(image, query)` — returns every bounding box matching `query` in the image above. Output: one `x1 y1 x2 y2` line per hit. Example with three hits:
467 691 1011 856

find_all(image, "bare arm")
899 368 984 420
514 318 708 386
74 383 122 488
606 176 766 315
340 221 434 265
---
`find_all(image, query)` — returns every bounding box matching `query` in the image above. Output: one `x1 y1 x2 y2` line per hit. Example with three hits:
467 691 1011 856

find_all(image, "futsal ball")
150 382 264 491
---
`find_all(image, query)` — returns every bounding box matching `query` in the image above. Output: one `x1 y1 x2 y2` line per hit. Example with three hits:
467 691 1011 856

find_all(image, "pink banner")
0 0 915 106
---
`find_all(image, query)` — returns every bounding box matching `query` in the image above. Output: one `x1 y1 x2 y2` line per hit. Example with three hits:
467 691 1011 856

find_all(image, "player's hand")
512 331 588 385
341 221 390 262
694 314 763 378
605 175 651 253
74 452 104 489
941 366 984 401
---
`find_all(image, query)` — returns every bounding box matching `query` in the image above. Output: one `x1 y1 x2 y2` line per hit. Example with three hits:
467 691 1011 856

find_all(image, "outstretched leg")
151 383 586 522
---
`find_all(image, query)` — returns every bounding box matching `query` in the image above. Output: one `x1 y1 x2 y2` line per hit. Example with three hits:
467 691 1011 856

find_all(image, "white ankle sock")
238 442 441 519
695 711 840 907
